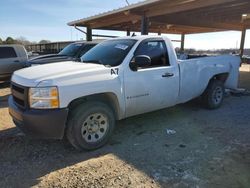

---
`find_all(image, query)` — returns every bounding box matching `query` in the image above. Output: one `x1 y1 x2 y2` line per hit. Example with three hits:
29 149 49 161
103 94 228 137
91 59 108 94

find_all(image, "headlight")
29 87 59 109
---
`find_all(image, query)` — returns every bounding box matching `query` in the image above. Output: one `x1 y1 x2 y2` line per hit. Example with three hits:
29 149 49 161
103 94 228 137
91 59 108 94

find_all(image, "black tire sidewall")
204 80 225 109
68 102 115 150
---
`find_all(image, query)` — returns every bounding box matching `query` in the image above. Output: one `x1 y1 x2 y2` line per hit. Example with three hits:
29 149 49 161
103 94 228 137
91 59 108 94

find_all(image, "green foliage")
39 40 51 44
5 37 16 44
15 36 32 45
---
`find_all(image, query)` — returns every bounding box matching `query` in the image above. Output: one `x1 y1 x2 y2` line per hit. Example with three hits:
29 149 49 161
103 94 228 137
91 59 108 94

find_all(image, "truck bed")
177 55 241 104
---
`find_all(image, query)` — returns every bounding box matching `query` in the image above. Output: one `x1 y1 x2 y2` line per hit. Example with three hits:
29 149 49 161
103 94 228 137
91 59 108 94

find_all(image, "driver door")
124 39 179 117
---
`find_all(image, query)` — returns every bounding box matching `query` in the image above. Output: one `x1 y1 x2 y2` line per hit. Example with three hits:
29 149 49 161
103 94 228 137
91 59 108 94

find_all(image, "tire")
66 101 115 150
201 79 225 109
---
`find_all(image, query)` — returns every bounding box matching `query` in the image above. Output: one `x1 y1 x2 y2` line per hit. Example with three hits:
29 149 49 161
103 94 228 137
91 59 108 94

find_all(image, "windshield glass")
81 39 137 67
59 43 83 56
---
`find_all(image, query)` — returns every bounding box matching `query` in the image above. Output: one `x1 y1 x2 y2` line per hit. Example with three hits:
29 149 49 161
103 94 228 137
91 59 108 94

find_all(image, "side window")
134 41 170 68
0 47 17 59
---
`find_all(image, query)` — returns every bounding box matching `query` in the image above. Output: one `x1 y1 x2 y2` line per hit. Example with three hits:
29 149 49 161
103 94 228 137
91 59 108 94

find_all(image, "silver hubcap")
81 113 108 143
212 86 223 105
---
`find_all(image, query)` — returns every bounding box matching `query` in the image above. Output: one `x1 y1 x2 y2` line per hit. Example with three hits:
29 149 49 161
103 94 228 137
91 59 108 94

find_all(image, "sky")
0 0 249 50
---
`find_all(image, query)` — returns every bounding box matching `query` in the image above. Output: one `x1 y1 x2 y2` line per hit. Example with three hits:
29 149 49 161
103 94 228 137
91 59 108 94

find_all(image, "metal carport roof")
68 0 250 34
68 0 250 55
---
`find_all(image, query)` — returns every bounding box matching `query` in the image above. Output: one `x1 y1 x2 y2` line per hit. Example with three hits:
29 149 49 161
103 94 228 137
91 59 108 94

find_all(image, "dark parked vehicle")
0 45 28 81
26 41 100 67
242 55 250 64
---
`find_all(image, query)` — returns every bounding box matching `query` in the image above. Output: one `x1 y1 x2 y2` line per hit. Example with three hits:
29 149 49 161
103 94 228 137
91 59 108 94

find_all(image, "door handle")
14 60 20 63
162 72 174 77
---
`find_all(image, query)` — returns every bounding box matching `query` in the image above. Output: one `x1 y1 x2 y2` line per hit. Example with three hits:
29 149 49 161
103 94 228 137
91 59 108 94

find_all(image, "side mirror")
130 55 151 71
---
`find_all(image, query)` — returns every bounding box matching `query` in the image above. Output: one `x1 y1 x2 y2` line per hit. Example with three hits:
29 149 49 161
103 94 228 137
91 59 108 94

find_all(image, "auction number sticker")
115 44 128 50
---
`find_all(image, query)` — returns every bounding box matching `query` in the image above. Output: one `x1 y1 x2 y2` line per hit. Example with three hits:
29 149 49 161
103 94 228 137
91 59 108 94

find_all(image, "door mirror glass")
130 55 151 71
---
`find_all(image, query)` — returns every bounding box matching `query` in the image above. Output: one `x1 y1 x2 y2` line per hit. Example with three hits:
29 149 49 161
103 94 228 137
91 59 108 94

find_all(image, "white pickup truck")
9 36 241 150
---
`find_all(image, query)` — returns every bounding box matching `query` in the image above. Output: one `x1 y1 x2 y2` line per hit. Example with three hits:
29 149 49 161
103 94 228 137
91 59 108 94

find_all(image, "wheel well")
67 93 120 120
211 73 229 83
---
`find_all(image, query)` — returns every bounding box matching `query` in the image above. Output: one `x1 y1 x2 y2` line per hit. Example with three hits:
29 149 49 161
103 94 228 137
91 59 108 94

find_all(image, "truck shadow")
239 71 250 90
0 82 10 108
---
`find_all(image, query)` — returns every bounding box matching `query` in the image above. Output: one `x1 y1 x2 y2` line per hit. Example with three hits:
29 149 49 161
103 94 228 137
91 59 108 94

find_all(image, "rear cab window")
0 47 17 59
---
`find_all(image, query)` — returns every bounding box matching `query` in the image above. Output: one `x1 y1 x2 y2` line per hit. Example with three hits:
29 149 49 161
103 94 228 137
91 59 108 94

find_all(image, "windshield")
81 39 137 67
59 43 83 56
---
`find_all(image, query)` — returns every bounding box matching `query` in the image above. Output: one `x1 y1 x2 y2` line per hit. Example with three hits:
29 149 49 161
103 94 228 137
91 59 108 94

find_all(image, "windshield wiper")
83 60 102 65
104 64 111 68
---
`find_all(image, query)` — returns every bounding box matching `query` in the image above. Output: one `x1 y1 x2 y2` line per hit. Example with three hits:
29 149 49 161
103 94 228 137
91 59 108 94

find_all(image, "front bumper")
8 96 69 139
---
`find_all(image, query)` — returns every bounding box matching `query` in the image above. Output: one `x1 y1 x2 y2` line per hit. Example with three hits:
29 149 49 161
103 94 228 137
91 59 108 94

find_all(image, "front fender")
58 79 125 119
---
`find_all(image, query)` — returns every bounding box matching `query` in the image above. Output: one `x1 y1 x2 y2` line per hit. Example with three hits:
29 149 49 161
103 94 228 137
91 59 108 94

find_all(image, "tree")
39 40 51 44
16 36 32 45
5 37 15 44
0 38 2 44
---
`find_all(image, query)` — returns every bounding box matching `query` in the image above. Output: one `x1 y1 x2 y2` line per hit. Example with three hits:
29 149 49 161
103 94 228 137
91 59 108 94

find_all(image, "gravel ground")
0 65 249 188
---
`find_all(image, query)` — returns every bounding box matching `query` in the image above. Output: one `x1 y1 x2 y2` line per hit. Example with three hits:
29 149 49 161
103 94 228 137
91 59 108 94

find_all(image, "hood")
27 54 74 65
12 61 110 87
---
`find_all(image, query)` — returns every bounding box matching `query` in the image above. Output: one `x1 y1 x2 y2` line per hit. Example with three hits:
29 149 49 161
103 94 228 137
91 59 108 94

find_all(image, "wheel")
66 101 115 150
201 80 225 109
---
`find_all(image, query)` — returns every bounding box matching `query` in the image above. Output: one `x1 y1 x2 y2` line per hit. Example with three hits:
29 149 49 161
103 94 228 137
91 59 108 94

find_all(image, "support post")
158 31 161 36
127 30 131 36
86 27 92 41
141 14 148 35
240 28 246 57
181 33 185 52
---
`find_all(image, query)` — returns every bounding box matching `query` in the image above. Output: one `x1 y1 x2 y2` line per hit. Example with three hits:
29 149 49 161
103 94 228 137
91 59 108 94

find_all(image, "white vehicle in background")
0 45 28 81
9 36 241 150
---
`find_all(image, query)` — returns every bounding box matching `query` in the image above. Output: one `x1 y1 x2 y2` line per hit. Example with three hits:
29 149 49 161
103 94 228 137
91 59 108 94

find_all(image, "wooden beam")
181 34 185 51
141 14 149 35
146 0 239 18
243 20 250 28
190 4 250 21
181 0 249 17
88 14 140 29
151 15 243 30
240 28 246 57
127 30 131 36
86 27 92 41
100 22 225 34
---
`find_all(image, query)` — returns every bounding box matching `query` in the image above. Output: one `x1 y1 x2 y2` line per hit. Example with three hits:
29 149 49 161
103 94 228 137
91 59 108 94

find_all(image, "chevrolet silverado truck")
0 45 28 81
9 36 241 150
25 41 100 67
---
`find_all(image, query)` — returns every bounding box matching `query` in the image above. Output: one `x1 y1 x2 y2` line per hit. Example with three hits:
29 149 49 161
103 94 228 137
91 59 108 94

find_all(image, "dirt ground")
0 65 250 188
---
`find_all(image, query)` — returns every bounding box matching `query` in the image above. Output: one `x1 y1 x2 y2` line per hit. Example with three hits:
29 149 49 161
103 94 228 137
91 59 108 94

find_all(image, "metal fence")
25 41 76 54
